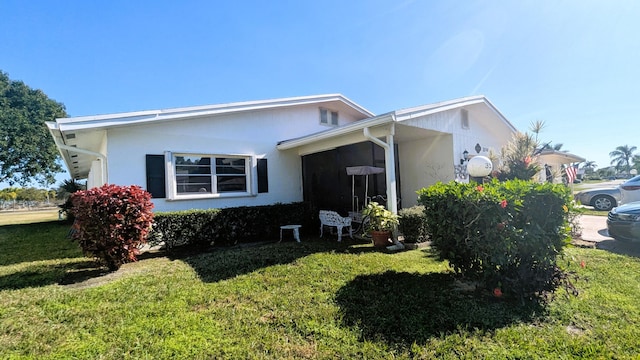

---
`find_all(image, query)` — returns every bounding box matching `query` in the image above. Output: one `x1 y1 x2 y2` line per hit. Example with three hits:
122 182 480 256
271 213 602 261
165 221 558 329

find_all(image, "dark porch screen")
145 154 166 198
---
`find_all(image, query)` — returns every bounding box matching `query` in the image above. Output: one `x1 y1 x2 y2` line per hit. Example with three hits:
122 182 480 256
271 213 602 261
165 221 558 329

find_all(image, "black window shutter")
146 154 166 198
257 158 268 193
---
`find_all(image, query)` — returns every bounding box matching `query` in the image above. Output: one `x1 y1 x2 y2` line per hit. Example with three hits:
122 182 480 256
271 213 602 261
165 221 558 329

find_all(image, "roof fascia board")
276 113 395 150
55 94 375 131
481 97 518 133
394 96 486 121
539 150 586 163
394 95 518 134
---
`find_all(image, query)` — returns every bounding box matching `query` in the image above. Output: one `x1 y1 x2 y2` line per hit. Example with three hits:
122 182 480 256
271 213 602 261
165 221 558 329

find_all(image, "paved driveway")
578 215 640 257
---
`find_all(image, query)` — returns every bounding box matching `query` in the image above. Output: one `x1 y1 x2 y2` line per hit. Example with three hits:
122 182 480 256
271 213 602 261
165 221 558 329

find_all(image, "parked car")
574 175 640 211
607 202 640 242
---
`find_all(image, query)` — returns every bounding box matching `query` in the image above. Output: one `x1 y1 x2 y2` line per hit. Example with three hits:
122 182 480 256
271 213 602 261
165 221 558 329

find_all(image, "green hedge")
149 202 315 250
417 179 577 301
398 206 428 243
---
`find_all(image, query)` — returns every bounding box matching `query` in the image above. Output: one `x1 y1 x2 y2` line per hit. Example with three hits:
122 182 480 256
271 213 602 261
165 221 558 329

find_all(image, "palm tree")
581 160 597 175
632 154 640 174
529 120 546 143
541 142 567 152
609 145 637 176
56 179 85 222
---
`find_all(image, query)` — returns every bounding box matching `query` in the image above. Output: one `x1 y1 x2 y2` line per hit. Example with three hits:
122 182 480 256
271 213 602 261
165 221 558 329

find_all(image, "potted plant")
362 202 399 247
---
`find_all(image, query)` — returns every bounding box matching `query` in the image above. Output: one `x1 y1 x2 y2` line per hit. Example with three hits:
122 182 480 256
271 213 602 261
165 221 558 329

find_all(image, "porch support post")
363 124 398 214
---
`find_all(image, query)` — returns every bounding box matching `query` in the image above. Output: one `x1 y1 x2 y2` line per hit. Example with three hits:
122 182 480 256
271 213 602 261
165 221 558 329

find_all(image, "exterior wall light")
460 150 469 165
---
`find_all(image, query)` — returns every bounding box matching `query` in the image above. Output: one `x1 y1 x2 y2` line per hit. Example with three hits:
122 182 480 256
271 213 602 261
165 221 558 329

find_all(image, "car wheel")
592 195 616 211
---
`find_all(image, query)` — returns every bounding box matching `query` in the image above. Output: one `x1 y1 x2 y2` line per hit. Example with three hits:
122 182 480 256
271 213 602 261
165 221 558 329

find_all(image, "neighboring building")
47 94 517 214
537 149 586 183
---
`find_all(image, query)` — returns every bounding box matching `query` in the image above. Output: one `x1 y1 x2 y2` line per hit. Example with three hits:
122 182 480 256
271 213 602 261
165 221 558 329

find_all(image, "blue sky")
1 0 638 187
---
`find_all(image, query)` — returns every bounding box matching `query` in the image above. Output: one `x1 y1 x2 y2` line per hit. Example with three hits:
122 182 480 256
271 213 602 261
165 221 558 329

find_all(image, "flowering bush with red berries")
70 184 154 271
418 179 578 302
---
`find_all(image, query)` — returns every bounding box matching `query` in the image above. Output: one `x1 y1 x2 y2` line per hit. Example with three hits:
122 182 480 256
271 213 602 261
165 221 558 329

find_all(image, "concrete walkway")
578 215 640 257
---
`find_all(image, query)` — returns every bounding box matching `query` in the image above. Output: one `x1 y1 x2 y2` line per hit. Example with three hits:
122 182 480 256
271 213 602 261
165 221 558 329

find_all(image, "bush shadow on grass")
175 237 370 283
0 221 83 266
0 260 98 290
335 271 546 346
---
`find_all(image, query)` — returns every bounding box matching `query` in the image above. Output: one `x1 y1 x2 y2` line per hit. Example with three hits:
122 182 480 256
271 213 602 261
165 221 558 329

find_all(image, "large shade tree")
609 145 637 176
0 71 67 186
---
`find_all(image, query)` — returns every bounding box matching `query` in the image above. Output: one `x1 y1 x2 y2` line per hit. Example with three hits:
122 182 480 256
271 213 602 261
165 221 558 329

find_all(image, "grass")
0 208 59 225
2 219 640 358
579 207 608 216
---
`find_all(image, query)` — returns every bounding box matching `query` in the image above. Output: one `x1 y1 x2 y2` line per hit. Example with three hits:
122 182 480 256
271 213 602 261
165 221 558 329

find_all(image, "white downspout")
55 142 108 186
363 123 404 251
363 125 397 214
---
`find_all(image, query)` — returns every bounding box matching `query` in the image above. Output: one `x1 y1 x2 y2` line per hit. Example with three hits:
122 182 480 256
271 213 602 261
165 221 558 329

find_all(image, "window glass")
319 108 338 126
173 155 248 195
331 111 338 125
175 156 212 194
216 158 246 192
216 158 245 174
320 109 328 124
461 109 469 129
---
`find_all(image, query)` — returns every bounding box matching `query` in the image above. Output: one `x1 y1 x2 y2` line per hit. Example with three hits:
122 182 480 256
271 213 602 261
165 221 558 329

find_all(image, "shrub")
149 202 315 250
398 206 428 243
70 184 154 271
150 209 220 250
417 179 577 302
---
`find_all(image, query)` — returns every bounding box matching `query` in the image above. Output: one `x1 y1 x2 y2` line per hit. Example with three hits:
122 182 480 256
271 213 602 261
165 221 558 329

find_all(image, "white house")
47 94 517 213
537 149 586 183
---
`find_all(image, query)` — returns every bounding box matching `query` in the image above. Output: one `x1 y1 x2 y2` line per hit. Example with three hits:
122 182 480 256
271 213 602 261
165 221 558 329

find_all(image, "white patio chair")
319 210 353 242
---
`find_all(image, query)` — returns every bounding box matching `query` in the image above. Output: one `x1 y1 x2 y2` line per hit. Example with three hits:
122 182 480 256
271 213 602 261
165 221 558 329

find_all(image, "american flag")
565 164 578 184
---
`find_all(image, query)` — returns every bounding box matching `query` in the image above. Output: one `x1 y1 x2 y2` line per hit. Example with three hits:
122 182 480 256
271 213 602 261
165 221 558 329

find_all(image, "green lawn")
0 208 59 225
2 220 640 358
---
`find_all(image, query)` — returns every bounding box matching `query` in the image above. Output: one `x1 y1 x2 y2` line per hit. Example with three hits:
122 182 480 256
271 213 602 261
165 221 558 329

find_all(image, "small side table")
280 225 302 243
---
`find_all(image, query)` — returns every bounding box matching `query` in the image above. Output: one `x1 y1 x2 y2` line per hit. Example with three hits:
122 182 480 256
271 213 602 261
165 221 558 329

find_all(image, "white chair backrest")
319 210 350 225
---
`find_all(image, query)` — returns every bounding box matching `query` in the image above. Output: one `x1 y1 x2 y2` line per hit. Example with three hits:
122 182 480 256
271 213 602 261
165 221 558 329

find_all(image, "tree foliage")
496 132 541 181
633 155 640 174
609 144 636 175
0 71 67 186
0 187 55 202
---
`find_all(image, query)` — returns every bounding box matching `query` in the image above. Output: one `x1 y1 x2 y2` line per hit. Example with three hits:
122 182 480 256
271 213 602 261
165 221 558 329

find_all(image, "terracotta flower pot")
371 230 392 248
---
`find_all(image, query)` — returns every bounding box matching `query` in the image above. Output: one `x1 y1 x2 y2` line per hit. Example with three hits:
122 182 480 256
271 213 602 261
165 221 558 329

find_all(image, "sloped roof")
277 95 516 151
47 94 374 180
538 149 586 164
394 95 518 133
50 93 374 132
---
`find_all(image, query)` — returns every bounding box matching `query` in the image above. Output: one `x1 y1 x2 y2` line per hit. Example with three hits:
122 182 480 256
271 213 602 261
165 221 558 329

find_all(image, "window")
174 154 248 195
461 109 469 129
320 108 339 126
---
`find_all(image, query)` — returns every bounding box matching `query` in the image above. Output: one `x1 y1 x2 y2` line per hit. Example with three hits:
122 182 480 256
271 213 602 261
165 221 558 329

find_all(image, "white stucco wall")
397 106 515 207
105 105 361 212
398 134 454 207
401 107 511 166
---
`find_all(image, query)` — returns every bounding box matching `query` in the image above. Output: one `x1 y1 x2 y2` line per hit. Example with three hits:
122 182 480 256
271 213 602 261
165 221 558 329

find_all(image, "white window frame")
319 108 339 126
165 151 254 200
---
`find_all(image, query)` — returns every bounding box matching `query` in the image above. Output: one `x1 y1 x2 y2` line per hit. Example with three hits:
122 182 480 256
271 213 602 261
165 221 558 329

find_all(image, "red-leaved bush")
70 184 154 271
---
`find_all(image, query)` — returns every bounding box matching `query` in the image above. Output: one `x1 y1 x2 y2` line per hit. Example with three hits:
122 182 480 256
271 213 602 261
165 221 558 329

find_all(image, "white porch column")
385 132 398 214
363 124 398 214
